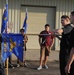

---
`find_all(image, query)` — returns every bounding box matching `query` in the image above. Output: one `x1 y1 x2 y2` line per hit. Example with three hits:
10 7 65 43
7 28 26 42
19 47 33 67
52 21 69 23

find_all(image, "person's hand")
48 47 52 53
25 40 28 43
49 47 51 50
65 65 71 74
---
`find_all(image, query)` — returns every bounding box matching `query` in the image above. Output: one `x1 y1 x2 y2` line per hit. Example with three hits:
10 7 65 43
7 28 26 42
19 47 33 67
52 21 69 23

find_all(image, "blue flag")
8 34 24 62
2 34 24 62
22 8 28 33
1 4 8 33
2 34 12 62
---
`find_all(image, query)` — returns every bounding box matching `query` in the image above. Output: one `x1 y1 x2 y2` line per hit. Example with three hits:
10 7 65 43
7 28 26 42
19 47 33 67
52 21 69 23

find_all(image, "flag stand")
6 58 8 75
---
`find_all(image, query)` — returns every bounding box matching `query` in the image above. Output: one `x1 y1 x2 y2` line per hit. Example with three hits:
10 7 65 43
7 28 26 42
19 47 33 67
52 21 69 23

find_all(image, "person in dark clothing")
54 15 74 75
65 11 74 75
17 29 28 67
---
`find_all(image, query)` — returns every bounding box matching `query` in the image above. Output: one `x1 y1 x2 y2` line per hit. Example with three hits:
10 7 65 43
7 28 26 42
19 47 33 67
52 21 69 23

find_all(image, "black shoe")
8 63 14 69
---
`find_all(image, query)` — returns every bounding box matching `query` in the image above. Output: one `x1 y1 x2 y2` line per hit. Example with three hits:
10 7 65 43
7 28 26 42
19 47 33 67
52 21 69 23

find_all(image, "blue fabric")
23 10 28 33
1 4 8 33
2 34 24 62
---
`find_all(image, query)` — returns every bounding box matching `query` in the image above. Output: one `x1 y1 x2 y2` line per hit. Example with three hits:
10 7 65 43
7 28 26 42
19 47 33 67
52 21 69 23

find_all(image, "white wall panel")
20 6 55 49
0 0 74 50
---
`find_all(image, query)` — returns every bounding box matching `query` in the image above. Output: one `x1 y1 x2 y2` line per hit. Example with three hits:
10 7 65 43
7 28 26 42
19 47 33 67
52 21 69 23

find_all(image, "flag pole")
26 8 27 13
6 58 8 75
6 0 8 4
6 0 8 33
6 0 9 75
